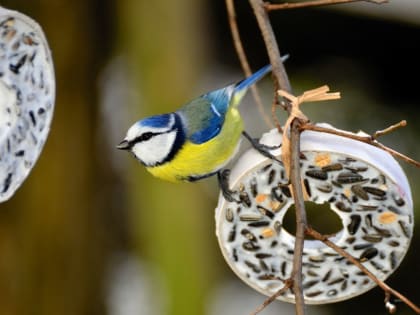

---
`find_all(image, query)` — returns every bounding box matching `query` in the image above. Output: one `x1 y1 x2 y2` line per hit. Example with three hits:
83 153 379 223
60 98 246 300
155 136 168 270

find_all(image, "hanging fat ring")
215 124 413 304
0 7 55 202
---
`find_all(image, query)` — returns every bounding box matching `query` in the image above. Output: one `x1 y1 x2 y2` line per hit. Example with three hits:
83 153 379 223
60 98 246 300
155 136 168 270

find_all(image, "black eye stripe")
131 129 176 145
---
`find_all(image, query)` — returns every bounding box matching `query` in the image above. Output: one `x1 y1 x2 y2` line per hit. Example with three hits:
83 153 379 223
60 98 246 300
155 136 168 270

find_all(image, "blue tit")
117 63 279 183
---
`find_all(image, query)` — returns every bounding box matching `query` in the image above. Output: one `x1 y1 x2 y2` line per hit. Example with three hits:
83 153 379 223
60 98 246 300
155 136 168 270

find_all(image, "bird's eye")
140 132 154 141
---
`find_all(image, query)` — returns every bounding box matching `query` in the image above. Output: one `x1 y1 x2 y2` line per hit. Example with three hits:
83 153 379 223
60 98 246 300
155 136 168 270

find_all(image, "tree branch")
300 123 420 168
264 0 388 12
225 0 273 127
306 227 420 314
249 1 306 314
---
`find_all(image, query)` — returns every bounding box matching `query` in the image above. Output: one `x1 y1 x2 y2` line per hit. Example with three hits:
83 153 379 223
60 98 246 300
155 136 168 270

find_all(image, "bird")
117 59 287 184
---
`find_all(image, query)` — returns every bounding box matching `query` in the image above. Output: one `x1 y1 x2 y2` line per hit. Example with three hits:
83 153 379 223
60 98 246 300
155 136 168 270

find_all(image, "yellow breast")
147 108 243 182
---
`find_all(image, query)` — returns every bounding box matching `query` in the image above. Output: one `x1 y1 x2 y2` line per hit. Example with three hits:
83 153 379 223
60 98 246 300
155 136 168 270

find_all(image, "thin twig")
306 227 420 314
300 123 420 168
249 1 306 314
225 0 273 127
373 120 407 139
264 0 388 12
250 279 293 315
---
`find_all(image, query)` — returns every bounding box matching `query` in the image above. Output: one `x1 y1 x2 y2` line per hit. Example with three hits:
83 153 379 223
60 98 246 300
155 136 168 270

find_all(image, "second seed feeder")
0 7 55 202
215 124 413 304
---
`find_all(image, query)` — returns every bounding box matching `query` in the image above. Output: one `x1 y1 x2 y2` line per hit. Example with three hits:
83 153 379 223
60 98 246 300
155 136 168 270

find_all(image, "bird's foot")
217 169 239 202
242 131 283 164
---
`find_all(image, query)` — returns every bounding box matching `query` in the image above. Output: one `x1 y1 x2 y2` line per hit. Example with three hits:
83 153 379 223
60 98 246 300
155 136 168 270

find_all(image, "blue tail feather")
234 64 272 93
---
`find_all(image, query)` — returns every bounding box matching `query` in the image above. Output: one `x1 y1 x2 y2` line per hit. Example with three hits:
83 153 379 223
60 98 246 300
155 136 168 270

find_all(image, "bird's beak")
116 139 130 150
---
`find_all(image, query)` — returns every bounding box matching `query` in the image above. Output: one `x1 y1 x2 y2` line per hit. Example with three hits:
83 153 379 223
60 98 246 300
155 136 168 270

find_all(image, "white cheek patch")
132 131 177 166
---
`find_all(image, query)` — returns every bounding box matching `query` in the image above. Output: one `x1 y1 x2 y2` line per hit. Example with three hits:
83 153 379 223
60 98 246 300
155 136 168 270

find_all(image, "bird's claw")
217 169 239 202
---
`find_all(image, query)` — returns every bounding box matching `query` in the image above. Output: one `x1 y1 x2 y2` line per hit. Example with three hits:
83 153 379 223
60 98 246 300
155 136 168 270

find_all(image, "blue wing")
177 63 276 144
178 86 233 144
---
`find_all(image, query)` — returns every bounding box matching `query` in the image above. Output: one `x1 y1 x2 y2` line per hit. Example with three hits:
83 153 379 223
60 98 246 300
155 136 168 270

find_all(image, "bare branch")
373 120 407 139
300 123 420 168
249 1 306 313
264 0 388 12
250 279 293 315
225 0 273 127
306 227 420 314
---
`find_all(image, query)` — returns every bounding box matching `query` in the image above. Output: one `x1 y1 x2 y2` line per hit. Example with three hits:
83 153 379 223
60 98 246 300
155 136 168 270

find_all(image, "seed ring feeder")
0 7 55 202
215 125 413 304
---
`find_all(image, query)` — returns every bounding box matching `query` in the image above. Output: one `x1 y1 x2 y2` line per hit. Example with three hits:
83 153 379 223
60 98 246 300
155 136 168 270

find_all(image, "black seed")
279 184 291 198
14 150 25 157
242 241 260 252
398 220 411 238
327 289 338 296
335 201 351 213
274 221 282 234
328 278 345 285
363 186 386 197
6 139 10 152
281 261 287 276
258 274 276 280
322 269 332 282
359 247 378 262
346 237 356 244
328 196 336 203
307 270 320 277
332 180 343 188
341 281 348 291
373 226 392 238
357 204 379 211
303 280 319 289
259 259 269 271
354 243 373 250
387 206 402 215
270 240 278 248
250 179 258 197
271 186 283 202
305 170 328 180
287 249 294 255
2 173 12 193
309 255 325 263
268 169 276 185
390 251 397 269
369 260 383 270
388 240 399 247
347 215 361 235
9 54 27 74
248 221 270 227
316 184 333 193
337 172 364 184
241 229 257 241
351 184 369 200
322 163 343 172
257 205 275 219
345 166 368 172
38 107 46 115
29 110 36 126
303 178 311 197
239 191 252 207
244 260 261 273
239 214 262 222
365 214 373 228
228 226 236 242
261 163 272 173
225 208 234 222
256 253 272 259
306 291 323 298
392 194 405 207
362 234 382 243
233 248 238 262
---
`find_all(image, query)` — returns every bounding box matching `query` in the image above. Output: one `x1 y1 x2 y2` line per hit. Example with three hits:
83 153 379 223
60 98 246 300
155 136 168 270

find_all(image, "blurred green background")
0 1 418 315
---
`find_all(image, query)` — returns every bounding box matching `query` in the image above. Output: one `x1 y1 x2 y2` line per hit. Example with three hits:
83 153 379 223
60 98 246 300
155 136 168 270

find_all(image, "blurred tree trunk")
117 1 219 314
0 1 115 315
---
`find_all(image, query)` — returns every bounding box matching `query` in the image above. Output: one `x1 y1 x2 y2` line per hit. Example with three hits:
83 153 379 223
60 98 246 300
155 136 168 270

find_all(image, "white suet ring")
215 124 413 304
0 7 55 202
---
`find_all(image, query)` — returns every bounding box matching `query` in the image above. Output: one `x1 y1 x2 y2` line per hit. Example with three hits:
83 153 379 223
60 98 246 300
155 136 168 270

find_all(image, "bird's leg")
242 131 283 164
217 169 239 202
